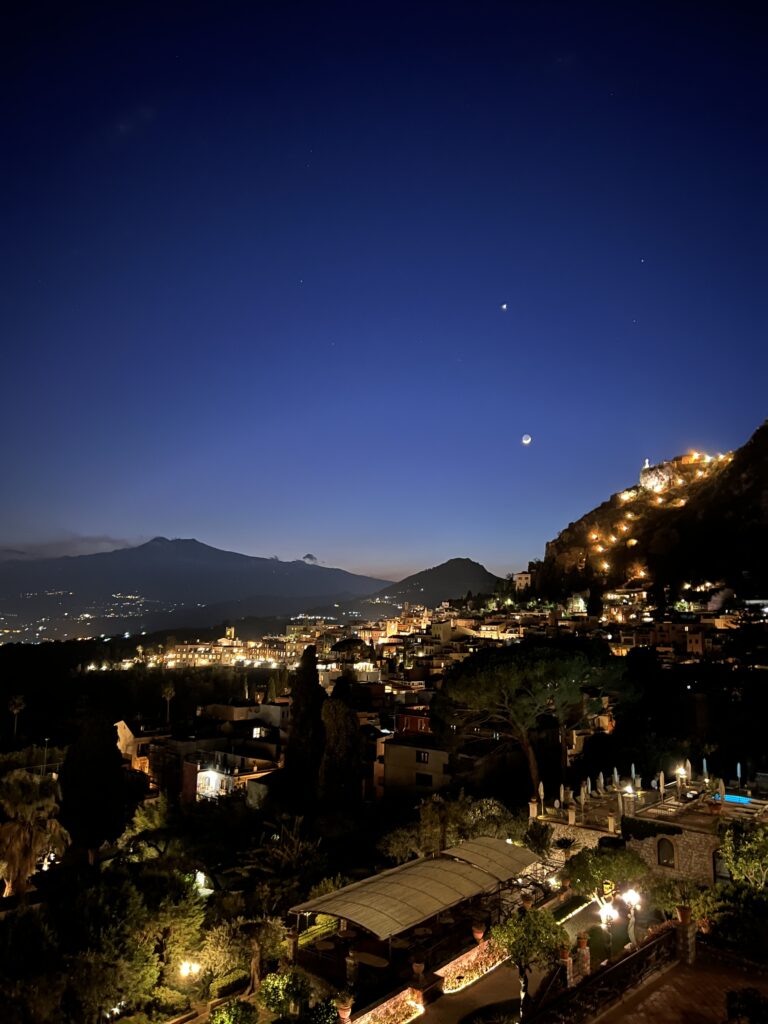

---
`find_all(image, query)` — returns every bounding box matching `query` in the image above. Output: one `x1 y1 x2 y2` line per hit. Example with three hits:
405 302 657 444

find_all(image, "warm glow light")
622 889 641 908
180 961 200 977
599 904 619 926
601 561 610 571
656 496 664 504
627 538 638 547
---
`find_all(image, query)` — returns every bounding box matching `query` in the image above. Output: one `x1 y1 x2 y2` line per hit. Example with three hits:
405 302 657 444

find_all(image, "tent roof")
290 838 539 940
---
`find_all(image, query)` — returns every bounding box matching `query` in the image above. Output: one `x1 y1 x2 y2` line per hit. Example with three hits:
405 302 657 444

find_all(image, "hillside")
322 557 502 618
0 538 388 639
373 557 502 606
541 419 768 598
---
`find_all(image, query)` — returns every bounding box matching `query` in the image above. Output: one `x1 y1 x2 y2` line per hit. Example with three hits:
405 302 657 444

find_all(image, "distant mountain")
373 558 502 606
320 557 503 618
541 419 768 598
0 538 389 638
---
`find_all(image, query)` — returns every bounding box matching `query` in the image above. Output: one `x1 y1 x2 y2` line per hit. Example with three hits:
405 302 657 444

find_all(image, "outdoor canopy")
290 837 539 941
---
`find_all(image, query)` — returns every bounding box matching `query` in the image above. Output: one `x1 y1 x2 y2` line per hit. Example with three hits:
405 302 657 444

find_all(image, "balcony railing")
526 928 677 1023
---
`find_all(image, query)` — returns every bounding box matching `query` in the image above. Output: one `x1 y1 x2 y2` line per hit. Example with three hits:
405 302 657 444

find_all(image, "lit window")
416 750 430 764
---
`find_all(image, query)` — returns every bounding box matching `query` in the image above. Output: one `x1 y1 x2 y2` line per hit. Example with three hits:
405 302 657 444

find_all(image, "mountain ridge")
540 418 768 599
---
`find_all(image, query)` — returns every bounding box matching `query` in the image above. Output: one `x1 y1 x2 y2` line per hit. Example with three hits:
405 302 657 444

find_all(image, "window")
713 849 731 883
416 750 430 764
415 772 432 788
658 837 675 868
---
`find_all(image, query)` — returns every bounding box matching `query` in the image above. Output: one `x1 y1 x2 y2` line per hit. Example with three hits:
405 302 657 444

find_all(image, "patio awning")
290 838 539 940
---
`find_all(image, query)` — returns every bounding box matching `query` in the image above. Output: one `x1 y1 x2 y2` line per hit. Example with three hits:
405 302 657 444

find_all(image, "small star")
500 303 508 312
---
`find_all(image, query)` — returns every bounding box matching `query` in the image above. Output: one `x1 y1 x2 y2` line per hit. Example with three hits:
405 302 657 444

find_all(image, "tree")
0 769 70 896
284 646 325 790
720 821 768 889
134 866 205 983
123 793 177 859
491 909 567 1011
162 681 176 723
8 696 25 737
561 846 647 906
379 794 528 863
435 646 607 796
318 695 361 805
55 874 160 1022
59 717 130 862
200 917 252 979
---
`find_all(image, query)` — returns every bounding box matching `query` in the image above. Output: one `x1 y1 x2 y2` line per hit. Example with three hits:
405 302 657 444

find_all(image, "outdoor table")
315 940 334 951
354 952 388 968
414 926 432 937
391 937 409 949
338 929 357 940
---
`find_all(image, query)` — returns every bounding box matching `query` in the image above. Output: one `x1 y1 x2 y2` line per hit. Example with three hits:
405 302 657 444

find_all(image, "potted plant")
471 920 486 943
333 990 354 1022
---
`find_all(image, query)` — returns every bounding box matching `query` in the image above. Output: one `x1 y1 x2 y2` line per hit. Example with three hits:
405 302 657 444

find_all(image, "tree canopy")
433 643 619 796
0 769 69 897
720 821 768 890
491 908 567 1005
284 646 325 793
561 845 647 905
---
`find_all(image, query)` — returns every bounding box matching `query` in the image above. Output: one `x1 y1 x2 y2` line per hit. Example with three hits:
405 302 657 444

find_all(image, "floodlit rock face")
640 462 679 493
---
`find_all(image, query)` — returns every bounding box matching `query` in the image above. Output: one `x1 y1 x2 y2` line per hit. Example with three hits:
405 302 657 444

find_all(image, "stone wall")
547 821 606 865
626 829 719 884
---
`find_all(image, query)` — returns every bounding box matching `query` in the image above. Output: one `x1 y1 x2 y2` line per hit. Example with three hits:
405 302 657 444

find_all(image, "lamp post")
599 903 619 961
621 889 641 949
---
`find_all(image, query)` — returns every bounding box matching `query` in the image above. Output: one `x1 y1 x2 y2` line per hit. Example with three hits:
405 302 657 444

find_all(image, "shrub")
258 969 311 1015
705 882 768 963
210 969 250 999
305 1001 339 1024
150 985 190 1015
209 999 259 1024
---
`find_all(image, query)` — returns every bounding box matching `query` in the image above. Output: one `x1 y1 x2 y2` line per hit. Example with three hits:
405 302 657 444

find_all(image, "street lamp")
179 961 201 979
598 903 619 961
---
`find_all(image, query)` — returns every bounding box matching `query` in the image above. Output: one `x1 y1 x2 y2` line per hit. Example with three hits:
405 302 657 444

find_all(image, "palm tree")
0 769 70 896
8 695 25 737
162 681 175 724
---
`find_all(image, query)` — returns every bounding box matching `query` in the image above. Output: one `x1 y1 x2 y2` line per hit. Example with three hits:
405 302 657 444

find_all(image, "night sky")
2 2 766 579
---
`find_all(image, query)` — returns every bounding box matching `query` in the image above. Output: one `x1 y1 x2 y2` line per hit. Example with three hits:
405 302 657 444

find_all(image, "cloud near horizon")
0 534 137 560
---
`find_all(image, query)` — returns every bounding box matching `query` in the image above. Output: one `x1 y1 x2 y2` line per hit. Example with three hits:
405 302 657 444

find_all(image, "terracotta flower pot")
472 923 486 943
676 905 692 925
412 961 425 977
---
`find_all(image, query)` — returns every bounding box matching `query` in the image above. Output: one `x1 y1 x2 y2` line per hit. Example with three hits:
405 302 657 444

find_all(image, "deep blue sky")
2 1 766 579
